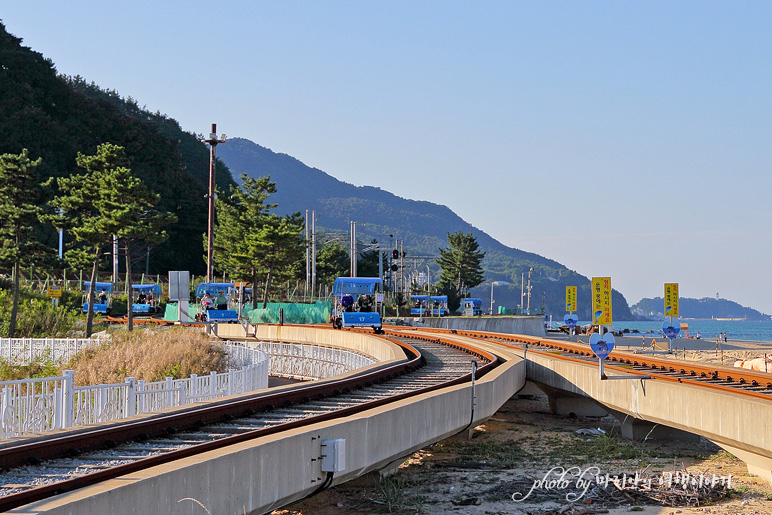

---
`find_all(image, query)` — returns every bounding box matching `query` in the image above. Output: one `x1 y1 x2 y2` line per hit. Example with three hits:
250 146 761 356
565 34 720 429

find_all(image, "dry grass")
68 328 229 385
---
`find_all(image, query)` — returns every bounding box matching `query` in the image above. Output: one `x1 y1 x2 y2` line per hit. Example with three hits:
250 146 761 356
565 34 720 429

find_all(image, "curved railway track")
403 327 772 398
0 331 498 512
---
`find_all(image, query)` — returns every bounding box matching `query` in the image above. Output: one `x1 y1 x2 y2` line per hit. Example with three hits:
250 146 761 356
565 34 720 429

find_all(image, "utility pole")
311 211 317 296
305 210 310 299
202 124 226 282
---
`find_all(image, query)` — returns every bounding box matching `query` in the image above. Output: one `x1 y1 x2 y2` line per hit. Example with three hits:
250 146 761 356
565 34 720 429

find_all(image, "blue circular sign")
662 322 680 339
564 314 579 328
590 333 615 359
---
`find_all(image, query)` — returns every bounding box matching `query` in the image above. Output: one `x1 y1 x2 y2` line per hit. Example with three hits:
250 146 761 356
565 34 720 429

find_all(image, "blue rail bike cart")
331 277 383 334
194 282 239 323
461 298 482 316
411 294 448 316
131 284 162 314
82 281 113 315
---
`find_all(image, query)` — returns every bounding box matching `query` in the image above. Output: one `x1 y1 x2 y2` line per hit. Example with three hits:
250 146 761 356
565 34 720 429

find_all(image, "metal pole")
490 282 494 315
202 123 226 282
311 211 317 297
112 235 118 289
349 221 354 277
400 240 404 295
206 127 216 282
305 210 309 299
353 222 357 277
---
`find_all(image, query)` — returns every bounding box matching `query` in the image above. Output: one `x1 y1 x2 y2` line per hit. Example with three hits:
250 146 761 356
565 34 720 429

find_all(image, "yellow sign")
565 286 577 312
46 286 62 298
664 283 679 317
591 277 612 325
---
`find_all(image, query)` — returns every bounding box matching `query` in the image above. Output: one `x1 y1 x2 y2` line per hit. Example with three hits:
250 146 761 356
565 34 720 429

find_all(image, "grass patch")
369 475 424 514
434 438 530 467
0 358 60 380
67 327 229 385
552 433 648 463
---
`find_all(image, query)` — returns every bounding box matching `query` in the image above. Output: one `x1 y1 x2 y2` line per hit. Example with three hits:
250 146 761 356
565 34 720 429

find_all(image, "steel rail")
412 327 772 400
0 332 498 512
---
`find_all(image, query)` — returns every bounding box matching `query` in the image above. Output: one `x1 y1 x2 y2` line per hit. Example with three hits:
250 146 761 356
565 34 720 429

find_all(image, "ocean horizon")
570 319 772 343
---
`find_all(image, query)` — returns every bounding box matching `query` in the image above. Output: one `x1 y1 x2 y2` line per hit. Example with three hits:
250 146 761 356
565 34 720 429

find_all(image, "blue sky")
3 2 772 312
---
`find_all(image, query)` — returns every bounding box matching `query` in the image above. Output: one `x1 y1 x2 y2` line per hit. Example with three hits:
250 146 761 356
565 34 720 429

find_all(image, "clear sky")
3 2 772 312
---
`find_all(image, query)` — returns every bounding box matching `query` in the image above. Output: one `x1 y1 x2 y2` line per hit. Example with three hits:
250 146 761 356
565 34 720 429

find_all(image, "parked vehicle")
82 281 112 315
131 284 162 314
194 282 238 323
331 277 383 334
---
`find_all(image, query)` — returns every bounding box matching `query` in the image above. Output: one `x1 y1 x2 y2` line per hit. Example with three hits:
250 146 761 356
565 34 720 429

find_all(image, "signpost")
47 285 62 307
591 277 612 326
564 314 578 332
664 283 679 352
565 286 576 312
565 286 577 336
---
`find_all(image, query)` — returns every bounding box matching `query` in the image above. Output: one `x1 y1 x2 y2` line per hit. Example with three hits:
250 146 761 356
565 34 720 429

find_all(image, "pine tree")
315 240 350 287
0 149 49 337
212 174 304 306
436 231 485 312
108 169 177 331
45 144 175 335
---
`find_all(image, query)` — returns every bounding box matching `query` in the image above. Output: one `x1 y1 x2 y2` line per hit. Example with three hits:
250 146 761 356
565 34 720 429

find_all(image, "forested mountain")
0 22 235 274
632 297 767 321
0 18 634 319
218 138 634 319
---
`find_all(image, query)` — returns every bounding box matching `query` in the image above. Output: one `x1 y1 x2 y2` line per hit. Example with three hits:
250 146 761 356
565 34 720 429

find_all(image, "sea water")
581 319 772 343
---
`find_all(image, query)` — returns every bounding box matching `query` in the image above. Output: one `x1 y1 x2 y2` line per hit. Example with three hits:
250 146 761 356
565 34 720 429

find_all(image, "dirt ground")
274 349 772 515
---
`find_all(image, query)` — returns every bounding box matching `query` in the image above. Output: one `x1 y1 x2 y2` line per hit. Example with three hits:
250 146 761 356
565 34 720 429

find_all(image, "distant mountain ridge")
218 137 634 320
632 297 768 321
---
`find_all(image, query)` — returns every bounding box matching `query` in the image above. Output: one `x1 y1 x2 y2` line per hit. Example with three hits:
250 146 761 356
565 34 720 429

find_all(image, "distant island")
631 297 769 321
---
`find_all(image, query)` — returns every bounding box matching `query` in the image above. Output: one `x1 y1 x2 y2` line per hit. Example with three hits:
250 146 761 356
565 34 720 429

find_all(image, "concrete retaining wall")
524 349 772 483
416 315 546 336
18 340 525 514
216 324 405 363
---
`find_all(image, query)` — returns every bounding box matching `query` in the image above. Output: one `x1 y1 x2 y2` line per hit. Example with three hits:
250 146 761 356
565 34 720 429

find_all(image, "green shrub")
0 287 81 337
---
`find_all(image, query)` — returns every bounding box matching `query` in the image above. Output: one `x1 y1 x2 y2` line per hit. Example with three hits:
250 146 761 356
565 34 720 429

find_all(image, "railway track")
0 332 498 512
406 327 772 398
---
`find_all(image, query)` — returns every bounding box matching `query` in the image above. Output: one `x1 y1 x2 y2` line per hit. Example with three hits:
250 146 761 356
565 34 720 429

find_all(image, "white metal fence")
0 343 269 439
0 339 378 439
250 341 378 380
0 337 103 365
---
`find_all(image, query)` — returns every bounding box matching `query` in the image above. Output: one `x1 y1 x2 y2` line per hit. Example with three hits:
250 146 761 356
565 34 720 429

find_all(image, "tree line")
1 144 488 339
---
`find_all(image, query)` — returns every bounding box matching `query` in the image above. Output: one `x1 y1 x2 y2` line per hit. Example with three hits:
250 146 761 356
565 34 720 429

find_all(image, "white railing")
0 343 269 439
0 340 378 439
249 341 378 380
0 337 103 365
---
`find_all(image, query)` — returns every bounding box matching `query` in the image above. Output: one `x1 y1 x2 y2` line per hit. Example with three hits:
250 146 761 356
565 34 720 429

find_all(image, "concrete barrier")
523 348 772 484
416 315 546 336
216 324 405 363
16 337 525 514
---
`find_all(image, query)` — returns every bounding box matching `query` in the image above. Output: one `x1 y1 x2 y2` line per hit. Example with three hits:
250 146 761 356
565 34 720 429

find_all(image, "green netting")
164 303 203 321
248 300 332 324
164 300 332 324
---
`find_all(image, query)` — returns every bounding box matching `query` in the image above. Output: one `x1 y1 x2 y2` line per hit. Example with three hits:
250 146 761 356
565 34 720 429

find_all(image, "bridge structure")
0 322 770 514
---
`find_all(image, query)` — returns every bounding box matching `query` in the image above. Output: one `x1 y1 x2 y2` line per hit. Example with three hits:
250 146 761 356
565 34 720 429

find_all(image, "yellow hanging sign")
592 277 612 325
664 283 679 317
565 286 577 312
